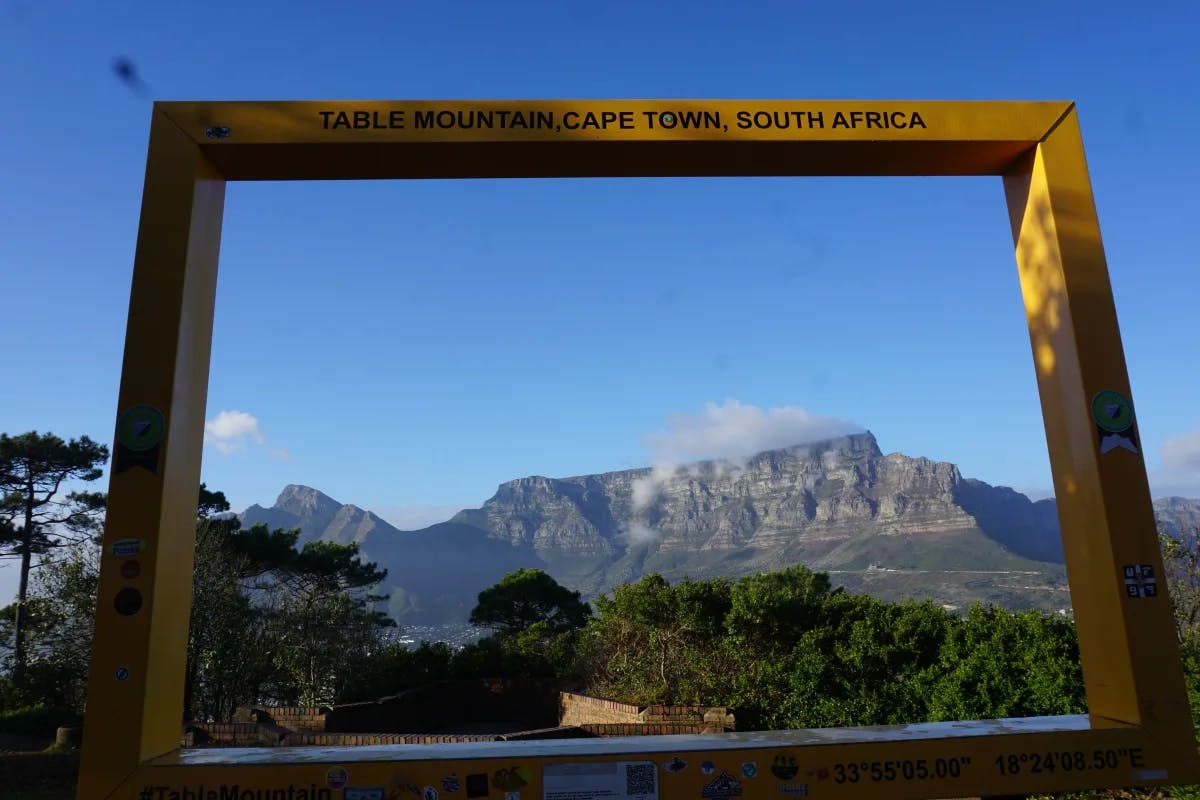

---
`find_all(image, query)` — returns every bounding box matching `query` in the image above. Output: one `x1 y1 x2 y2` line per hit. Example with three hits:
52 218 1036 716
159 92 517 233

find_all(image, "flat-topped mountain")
245 432 1175 624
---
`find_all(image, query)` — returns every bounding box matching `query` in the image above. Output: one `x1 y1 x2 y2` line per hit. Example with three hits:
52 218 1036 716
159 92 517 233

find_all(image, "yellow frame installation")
79 100 1198 800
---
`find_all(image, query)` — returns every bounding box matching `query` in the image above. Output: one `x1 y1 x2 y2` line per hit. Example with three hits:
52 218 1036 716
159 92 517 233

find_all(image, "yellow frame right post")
76 99 1199 800
1006 110 1190 741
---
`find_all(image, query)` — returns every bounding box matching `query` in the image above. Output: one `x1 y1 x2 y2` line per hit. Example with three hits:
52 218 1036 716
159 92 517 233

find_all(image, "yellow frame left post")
78 109 225 798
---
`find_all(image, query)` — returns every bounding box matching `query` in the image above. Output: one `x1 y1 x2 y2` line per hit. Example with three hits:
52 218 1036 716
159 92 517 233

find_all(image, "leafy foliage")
578 565 1084 729
185 517 394 714
469 567 591 636
0 431 108 679
185 517 293 721
1162 527 1200 645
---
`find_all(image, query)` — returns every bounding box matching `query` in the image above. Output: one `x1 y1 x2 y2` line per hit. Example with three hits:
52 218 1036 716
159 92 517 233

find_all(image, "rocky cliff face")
245 433 1193 625
1156 497 1200 539
451 432 1061 565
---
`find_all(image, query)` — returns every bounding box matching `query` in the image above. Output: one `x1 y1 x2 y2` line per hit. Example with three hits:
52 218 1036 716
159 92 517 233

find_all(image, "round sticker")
120 560 141 579
326 767 348 790
117 405 165 451
1091 390 1134 432
114 587 143 616
115 666 130 681
771 755 799 780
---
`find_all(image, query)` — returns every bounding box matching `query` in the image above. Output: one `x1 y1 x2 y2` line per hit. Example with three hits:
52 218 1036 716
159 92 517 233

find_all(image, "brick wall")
188 720 724 747
580 723 707 736
641 705 703 722
325 679 559 734
559 692 642 726
559 692 735 732
188 723 288 746
500 726 596 741
196 686 732 748
286 732 500 746
641 705 734 731
234 705 328 732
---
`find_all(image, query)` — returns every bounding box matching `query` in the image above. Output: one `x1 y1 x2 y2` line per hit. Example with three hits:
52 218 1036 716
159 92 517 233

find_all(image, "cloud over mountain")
204 410 266 455
643 399 863 467
632 399 864 514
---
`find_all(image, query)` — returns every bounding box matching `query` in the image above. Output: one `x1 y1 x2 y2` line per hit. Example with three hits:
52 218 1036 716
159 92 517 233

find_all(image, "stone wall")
558 692 642 726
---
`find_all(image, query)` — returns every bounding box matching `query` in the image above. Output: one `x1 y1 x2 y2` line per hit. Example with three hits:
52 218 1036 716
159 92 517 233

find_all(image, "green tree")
723 566 836 728
197 483 231 518
725 566 832 652
927 604 1084 720
584 573 732 705
1158 525 1200 747
1161 526 1200 646
268 541 392 705
469 568 591 637
338 641 454 704
0 431 107 680
185 517 297 721
1 542 99 711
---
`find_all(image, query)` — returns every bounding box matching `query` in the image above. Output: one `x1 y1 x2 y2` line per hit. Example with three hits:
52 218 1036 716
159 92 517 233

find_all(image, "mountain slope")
1156 497 1200 539
245 432 1115 624
242 485 403 547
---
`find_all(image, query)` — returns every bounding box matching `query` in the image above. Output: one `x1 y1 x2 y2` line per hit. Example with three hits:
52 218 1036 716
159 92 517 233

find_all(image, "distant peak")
275 484 340 514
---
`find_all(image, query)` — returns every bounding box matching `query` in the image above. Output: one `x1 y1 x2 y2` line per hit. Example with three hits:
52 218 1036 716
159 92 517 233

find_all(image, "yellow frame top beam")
156 99 1072 179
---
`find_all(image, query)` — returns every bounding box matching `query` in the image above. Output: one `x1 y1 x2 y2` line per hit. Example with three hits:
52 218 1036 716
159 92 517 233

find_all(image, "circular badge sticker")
326 767 348 790
114 587 143 616
117 405 165 451
1091 390 1134 432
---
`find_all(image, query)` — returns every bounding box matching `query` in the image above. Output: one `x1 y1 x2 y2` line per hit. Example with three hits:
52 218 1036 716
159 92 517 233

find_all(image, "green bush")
0 705 80 737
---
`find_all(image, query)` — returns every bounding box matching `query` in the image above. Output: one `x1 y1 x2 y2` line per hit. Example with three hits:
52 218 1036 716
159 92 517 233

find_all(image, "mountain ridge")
240 432 1196 625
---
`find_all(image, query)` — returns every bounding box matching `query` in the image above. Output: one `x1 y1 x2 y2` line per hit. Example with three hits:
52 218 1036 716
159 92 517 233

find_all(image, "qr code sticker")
625 764 657 797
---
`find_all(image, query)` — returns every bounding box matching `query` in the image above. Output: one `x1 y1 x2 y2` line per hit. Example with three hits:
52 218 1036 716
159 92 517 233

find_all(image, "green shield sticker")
117 405 165 451
1091 390 1134 433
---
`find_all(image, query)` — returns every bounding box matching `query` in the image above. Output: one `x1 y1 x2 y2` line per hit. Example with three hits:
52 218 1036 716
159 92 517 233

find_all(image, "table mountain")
241 432 1192 626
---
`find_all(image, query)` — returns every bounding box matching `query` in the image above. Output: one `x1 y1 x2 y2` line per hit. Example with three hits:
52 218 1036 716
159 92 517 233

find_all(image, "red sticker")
121 560 141 579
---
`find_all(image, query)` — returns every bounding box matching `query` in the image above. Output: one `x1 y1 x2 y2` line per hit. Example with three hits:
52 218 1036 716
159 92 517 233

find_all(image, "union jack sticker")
1123 564 1157 598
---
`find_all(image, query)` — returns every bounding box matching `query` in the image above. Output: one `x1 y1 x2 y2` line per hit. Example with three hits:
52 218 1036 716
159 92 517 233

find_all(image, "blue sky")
2 1 1199 602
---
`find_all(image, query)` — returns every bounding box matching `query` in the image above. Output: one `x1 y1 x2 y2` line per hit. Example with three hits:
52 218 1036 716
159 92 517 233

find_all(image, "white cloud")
626 521 659 545
643 399 862 469
204 410 266 455
1150 429 1200 499
1162 429 1200 473
630 399 864 516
